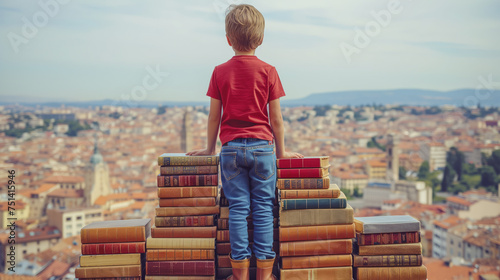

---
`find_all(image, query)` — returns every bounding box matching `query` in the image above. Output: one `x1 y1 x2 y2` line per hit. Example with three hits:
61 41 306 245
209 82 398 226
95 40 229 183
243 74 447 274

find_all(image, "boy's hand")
186 149 216 156
277 151 304 159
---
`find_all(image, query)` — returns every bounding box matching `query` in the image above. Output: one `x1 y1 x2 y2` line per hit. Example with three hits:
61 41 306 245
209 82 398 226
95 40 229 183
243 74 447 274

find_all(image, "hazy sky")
1 0 499 103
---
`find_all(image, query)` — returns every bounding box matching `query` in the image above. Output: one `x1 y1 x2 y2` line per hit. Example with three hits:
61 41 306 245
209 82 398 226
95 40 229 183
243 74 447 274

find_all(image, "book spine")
358 243 422 256
155 216 215 227
276 158 327 169
79 254 141 267
158 155 218 166
277 168 327 178
281 198 346 210
75 265 142 278
152 226 217 238
280 239 352 257
279 224 355 242
160 166 218 175
216 229 279 242
280 267 352 280
146 238 215 250
80 227 145 244
279 206 354 227
353 255 423 267
355 266 427 280
157 175 218 187
156 206 220 217
146 249 215 261
159 197 216 207
219 197 229 207
281 255 352 269
81 242 146 255
276 178 330 190
157 187 218 198
146 261 215 276
280 189 340 199
357 232 421 246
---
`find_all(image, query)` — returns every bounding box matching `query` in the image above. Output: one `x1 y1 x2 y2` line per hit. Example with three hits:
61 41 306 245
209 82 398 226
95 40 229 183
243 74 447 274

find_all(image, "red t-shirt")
206 55 285 145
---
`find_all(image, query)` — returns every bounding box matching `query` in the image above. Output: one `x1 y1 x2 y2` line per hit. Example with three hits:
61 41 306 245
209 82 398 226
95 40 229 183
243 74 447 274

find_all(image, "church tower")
84 136 112 206
386 134 400 182
180 107 193 153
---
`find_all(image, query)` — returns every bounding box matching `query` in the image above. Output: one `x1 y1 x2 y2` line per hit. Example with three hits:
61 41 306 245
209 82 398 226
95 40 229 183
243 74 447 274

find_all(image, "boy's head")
225 4 265 52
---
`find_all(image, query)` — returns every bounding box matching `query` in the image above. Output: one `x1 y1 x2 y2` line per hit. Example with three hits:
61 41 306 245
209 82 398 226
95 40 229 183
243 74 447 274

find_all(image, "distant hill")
1 89 499 108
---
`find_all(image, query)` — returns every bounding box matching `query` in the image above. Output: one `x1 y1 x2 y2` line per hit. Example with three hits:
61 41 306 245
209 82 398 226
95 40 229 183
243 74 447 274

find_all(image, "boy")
188 4 302 280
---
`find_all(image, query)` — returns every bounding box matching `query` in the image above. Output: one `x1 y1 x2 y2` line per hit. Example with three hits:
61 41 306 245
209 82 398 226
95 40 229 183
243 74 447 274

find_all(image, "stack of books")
216 187 280 279
277 156 355 280
76 219 151 280
353 215 427 280
146 153 219 279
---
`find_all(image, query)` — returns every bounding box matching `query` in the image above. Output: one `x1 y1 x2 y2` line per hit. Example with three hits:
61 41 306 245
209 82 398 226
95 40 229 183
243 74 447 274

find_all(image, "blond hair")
225 4 265 52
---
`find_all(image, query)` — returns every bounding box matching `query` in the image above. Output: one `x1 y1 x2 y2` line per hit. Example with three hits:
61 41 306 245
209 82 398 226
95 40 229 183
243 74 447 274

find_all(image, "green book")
280 193 347 210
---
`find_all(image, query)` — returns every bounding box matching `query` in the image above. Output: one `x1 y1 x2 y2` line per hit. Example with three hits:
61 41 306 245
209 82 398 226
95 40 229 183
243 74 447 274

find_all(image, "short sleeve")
268 67 286 101
206 67 221 100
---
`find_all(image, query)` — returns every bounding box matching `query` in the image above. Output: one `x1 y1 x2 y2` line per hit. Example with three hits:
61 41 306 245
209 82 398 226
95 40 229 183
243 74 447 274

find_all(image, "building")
394 180 433 205
420 142 446 171
432 215 464 259
0 201 29 229
84 138 112 206
331 172 368 195
386 134 400 182
364 160 387 180
47 207 103 238
362 181 406 208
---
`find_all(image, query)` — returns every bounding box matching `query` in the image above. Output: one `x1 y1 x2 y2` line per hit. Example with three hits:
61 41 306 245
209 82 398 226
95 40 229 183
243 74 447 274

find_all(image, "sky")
0 0 499 103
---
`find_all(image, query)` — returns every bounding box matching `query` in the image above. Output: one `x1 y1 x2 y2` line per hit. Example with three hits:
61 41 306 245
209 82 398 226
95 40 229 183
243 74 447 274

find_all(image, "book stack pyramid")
353 215 427 280
277 156 355 280
76 219 151 280
146 153 220 279
216 187 280 279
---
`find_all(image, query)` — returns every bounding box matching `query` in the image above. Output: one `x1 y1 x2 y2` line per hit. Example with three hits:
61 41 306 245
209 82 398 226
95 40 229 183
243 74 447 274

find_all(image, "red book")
146 261 215 276
151 226 216 238
75 266 141 278
81 242 146 255
277 167 329 178
147 249 215 261
357 232 421 246
157 174 218 187
277 157 329 169
159 197 216 207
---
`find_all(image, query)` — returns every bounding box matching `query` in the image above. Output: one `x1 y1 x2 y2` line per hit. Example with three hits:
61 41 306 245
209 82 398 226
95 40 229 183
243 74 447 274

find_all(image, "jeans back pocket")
253 150 276 180
221 151 239 181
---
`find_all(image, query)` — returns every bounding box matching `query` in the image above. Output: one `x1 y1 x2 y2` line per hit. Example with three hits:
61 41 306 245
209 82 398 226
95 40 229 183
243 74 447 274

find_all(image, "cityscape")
0 101 499 279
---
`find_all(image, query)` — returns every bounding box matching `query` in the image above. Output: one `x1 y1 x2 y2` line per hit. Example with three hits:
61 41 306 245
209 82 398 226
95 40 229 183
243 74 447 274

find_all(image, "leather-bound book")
355 266 427 280
281 254 352 269
357 231 421 246
157 174 218 187
280 267 352 280
354 215 420 234
79 254 141 267
75 265 142 278
279 223 355 242
80 219 151 244
158 153 219 166
157 186 218 198
276 157 329 168
81 242 145 255
146 249 215 261
277 167 329 178
159 197 216 207
146 238 215 250
151 226 216 238
154 216 215 227
358 243 422 256
280 239 352 256
160 165 218 175
146 261 215 276
353 254 423 267
280 184 340 199
279 205 354 227
155 206 220 217
277 177 330 190
280 193 347 210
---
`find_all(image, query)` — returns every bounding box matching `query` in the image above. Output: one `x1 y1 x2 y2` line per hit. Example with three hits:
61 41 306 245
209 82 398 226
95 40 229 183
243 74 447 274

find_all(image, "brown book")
80 219 151 244
151 226 216 238
159 197 216 207
217 228 279 242
280 267 352 280
220 206 278 219
279 204 354 227
280 184 340 199
75 265 142 278
217 255 257 268
147 249 215 261
146 261 215 276
279 223 355 242
277 177 330 190
157 174 218 187
353 254 423 267
355 266 427 280
79 254 141 267
157 187 218 198
357 232 421 246
146 277 215 280
216 242 279 255
81 242 145 255
280 239 352 257
277 167 329 178
358 243 422 256
158 153 219 166
155 206 220 217
146 238 215 250
276 157 330 168
281 254 352 269
160 165 218 175
217 218 279 230
155 216 214 227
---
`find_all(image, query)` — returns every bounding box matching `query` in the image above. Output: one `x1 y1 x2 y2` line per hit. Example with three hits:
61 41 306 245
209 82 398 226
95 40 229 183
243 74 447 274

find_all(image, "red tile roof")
447 196 473 207
433 216 464 230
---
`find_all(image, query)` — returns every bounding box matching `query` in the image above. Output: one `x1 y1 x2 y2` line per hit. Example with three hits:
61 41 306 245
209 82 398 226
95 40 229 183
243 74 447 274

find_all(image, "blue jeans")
220 138 276 260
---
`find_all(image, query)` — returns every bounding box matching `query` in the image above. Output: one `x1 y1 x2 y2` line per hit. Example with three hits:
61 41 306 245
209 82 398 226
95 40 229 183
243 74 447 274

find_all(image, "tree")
418 161 430 179
480 166 497 187
487 150 500 174
399 166 407 180
353 186 361 198
441 164 456 192
446 147 464 181
463 163 478 175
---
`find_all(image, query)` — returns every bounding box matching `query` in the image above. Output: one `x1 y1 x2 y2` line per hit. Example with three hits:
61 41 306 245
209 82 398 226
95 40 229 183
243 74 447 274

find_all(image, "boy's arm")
269 99 303 159
187 98 221 156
